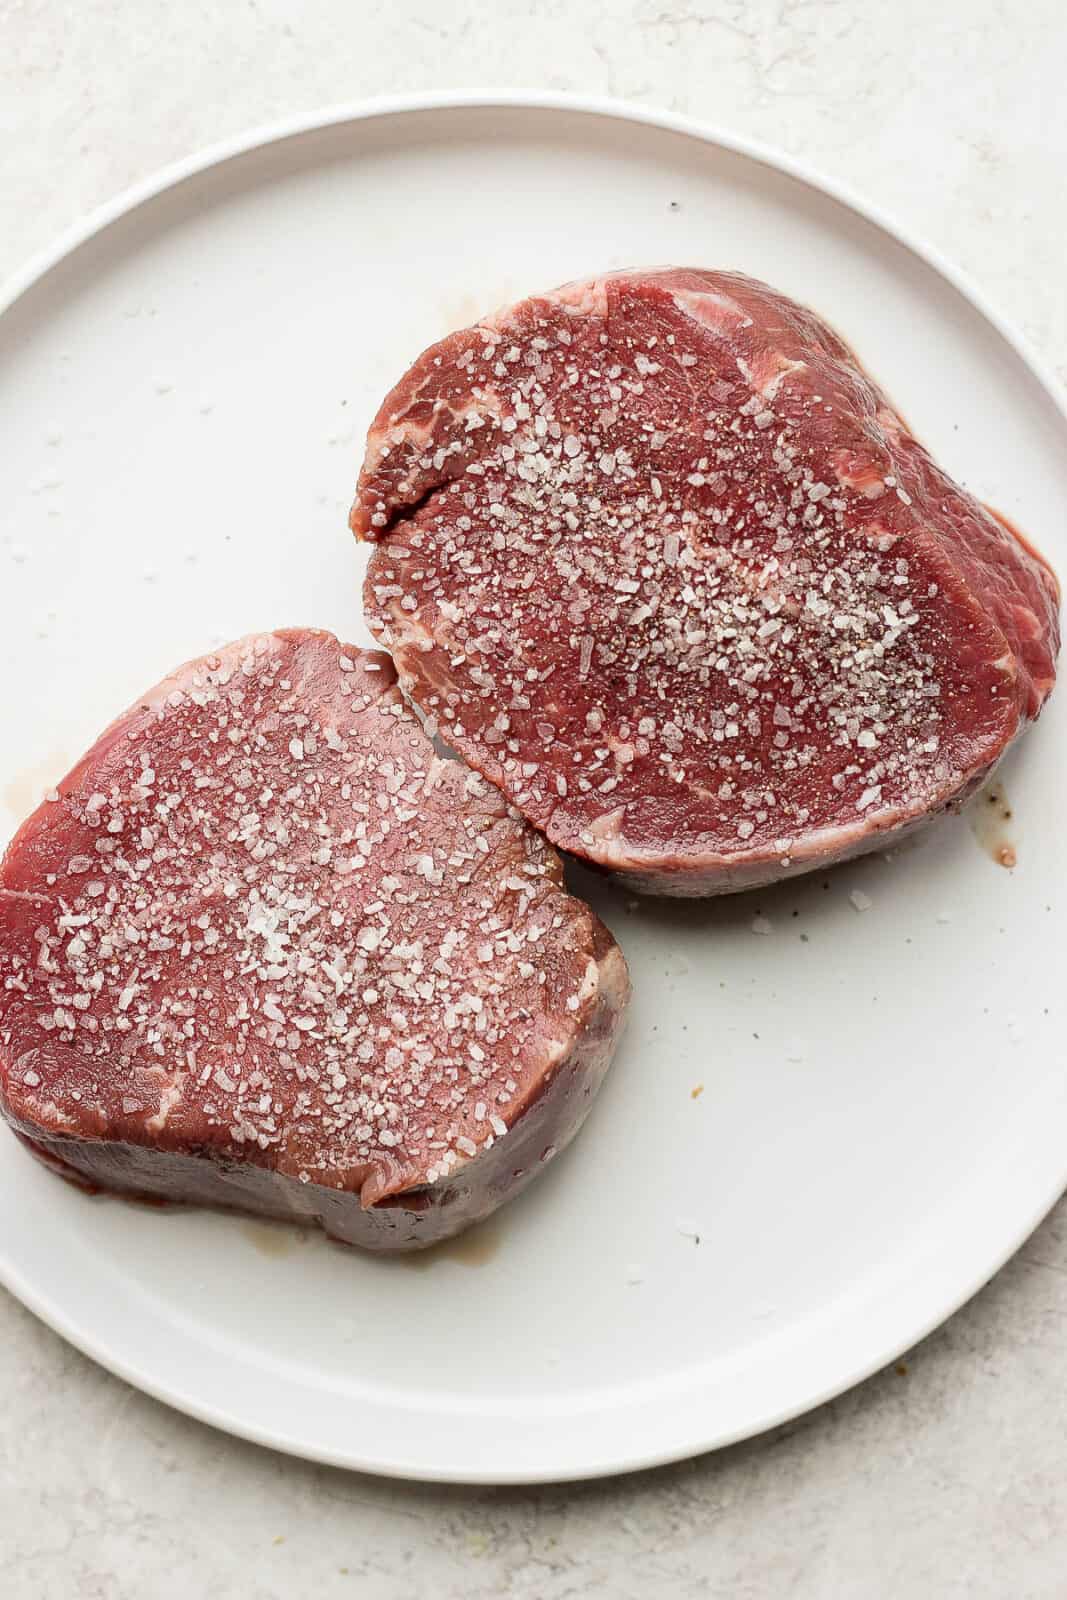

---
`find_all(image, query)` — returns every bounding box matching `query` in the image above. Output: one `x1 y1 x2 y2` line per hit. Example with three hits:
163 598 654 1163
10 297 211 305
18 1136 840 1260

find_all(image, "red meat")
0 630 629 1249
353 268 1059 894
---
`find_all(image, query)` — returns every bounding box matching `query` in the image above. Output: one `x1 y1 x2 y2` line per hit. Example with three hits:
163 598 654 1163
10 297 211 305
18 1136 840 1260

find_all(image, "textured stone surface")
2 2 1067 1594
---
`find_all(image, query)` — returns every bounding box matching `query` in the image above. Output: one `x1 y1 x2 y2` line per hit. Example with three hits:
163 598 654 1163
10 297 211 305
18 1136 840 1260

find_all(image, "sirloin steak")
353 268 1060 895
0 630 629 1250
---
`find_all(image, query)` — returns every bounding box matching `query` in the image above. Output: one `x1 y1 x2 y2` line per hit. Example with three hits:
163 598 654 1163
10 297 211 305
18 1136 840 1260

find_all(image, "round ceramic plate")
1 95 1065 1485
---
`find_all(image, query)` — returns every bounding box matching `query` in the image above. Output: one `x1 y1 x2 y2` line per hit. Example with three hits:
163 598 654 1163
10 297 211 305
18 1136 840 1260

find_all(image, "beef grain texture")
0 630 629 1250
353 267 1060 895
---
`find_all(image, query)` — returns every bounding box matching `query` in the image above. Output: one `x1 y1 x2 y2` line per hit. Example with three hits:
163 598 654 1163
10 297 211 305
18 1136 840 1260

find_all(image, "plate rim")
4 88 1067 417
2 90 1066 1485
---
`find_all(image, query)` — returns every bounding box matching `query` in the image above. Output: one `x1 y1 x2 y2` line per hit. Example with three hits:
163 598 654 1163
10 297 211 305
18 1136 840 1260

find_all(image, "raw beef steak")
353 268 1059 895
0 630 629 1249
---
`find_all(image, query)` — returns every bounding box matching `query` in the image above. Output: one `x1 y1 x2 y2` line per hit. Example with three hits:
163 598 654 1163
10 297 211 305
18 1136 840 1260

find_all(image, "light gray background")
2 3 1066 1594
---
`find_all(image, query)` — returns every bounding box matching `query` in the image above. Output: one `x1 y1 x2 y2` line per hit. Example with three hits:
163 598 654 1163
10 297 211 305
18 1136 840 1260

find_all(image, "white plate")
2 94 1066 1485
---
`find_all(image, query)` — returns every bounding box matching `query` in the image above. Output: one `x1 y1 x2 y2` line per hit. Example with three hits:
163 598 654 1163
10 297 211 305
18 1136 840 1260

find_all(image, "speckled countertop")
3 3 1067 1595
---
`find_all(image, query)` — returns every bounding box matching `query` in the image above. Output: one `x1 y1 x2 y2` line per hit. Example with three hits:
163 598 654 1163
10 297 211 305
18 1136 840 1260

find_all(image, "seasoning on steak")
352 268 1060 895
0 630 629 1250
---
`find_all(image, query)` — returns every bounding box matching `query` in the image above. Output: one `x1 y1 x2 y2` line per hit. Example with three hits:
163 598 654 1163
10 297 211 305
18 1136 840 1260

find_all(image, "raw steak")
0 630 629 1250
353 268 1060 895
